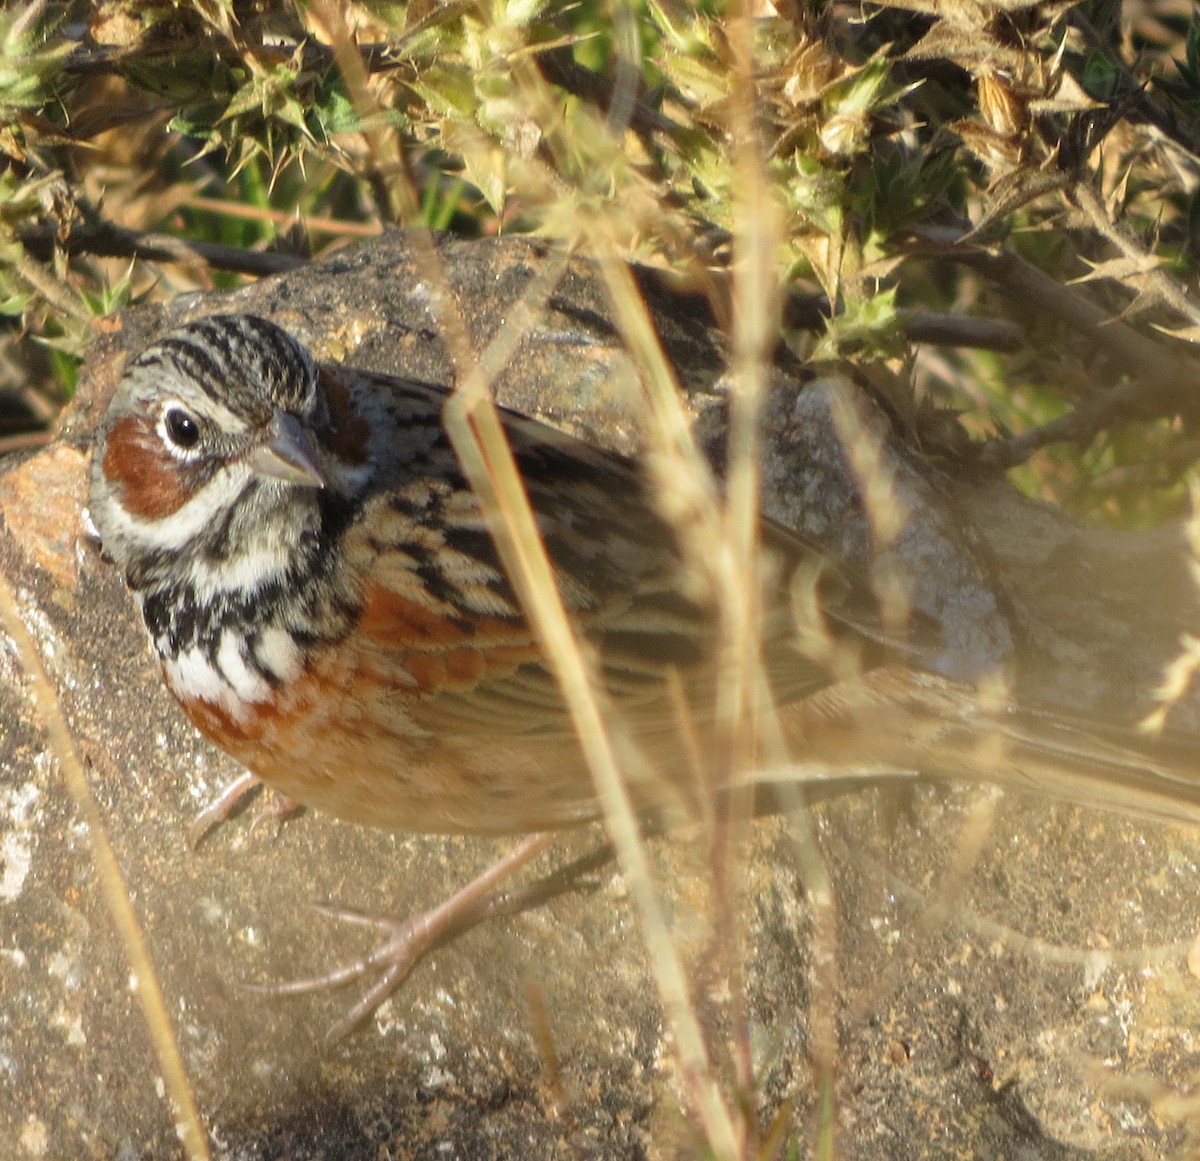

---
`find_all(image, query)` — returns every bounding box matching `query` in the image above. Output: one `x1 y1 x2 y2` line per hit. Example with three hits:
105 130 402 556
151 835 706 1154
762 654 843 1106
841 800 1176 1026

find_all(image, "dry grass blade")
177 195 382 239
440 361 744 1161
304 0 412 224
0 573 211 1161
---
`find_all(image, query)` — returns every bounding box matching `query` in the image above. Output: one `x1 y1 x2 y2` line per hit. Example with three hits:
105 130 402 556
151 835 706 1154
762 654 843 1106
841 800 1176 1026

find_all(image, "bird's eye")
163 407 201 451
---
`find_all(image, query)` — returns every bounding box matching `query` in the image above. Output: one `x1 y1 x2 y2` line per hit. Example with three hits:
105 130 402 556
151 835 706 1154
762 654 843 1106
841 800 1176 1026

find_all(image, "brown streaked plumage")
88 313 1200 1028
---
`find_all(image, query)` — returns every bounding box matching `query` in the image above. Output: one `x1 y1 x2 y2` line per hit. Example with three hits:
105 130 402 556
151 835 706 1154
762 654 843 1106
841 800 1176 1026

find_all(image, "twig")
1072 179 1200 330
136 236 305 277
911 225 1200 465
17 385 59 424
13 252 89 322
901 311 1022 352
974 384 1130 469
913 225 1187 382
645 267 1023 352
21 220 306 277
178 195 381 239
0 431 52 456
535 46 686 138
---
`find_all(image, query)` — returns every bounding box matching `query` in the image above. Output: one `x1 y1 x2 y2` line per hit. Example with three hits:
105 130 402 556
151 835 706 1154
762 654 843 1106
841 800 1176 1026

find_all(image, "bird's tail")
767 666 1200 827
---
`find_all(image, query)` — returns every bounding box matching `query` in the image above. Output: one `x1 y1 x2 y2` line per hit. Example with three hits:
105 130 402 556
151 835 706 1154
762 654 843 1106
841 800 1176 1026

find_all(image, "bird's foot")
189 773 304 847
248 832 567 1040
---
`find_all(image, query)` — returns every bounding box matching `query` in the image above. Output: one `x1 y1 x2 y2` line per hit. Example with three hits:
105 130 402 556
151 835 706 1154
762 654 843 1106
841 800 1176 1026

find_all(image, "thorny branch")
911 226 1200 468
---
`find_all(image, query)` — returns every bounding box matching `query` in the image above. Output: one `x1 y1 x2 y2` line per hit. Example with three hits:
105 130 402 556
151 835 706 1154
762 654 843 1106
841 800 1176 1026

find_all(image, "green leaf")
812 287 905 361
1079 51 1119 102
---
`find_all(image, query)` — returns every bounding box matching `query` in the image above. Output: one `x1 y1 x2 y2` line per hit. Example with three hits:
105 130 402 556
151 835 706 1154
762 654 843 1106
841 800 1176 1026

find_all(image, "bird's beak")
248 411 326 489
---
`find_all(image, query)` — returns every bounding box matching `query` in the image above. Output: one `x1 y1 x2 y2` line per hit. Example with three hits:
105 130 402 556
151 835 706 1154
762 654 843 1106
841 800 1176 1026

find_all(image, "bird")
86 312 899 831
87 313 1200 1027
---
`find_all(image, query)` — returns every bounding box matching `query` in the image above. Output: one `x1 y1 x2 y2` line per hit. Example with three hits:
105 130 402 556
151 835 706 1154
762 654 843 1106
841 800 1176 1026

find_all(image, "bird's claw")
243 901 453 1040
189 774 303 847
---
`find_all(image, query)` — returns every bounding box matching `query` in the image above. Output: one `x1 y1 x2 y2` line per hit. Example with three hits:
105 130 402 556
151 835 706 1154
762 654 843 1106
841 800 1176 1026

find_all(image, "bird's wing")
338 372 902 742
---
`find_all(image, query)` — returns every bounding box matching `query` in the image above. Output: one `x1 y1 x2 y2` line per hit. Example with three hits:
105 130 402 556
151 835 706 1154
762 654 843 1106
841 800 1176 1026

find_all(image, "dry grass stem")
0 575 211 1161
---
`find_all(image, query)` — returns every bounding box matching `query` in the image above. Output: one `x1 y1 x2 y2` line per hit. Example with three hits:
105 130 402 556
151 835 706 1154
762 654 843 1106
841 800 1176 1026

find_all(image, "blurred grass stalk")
426 4 884 1152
